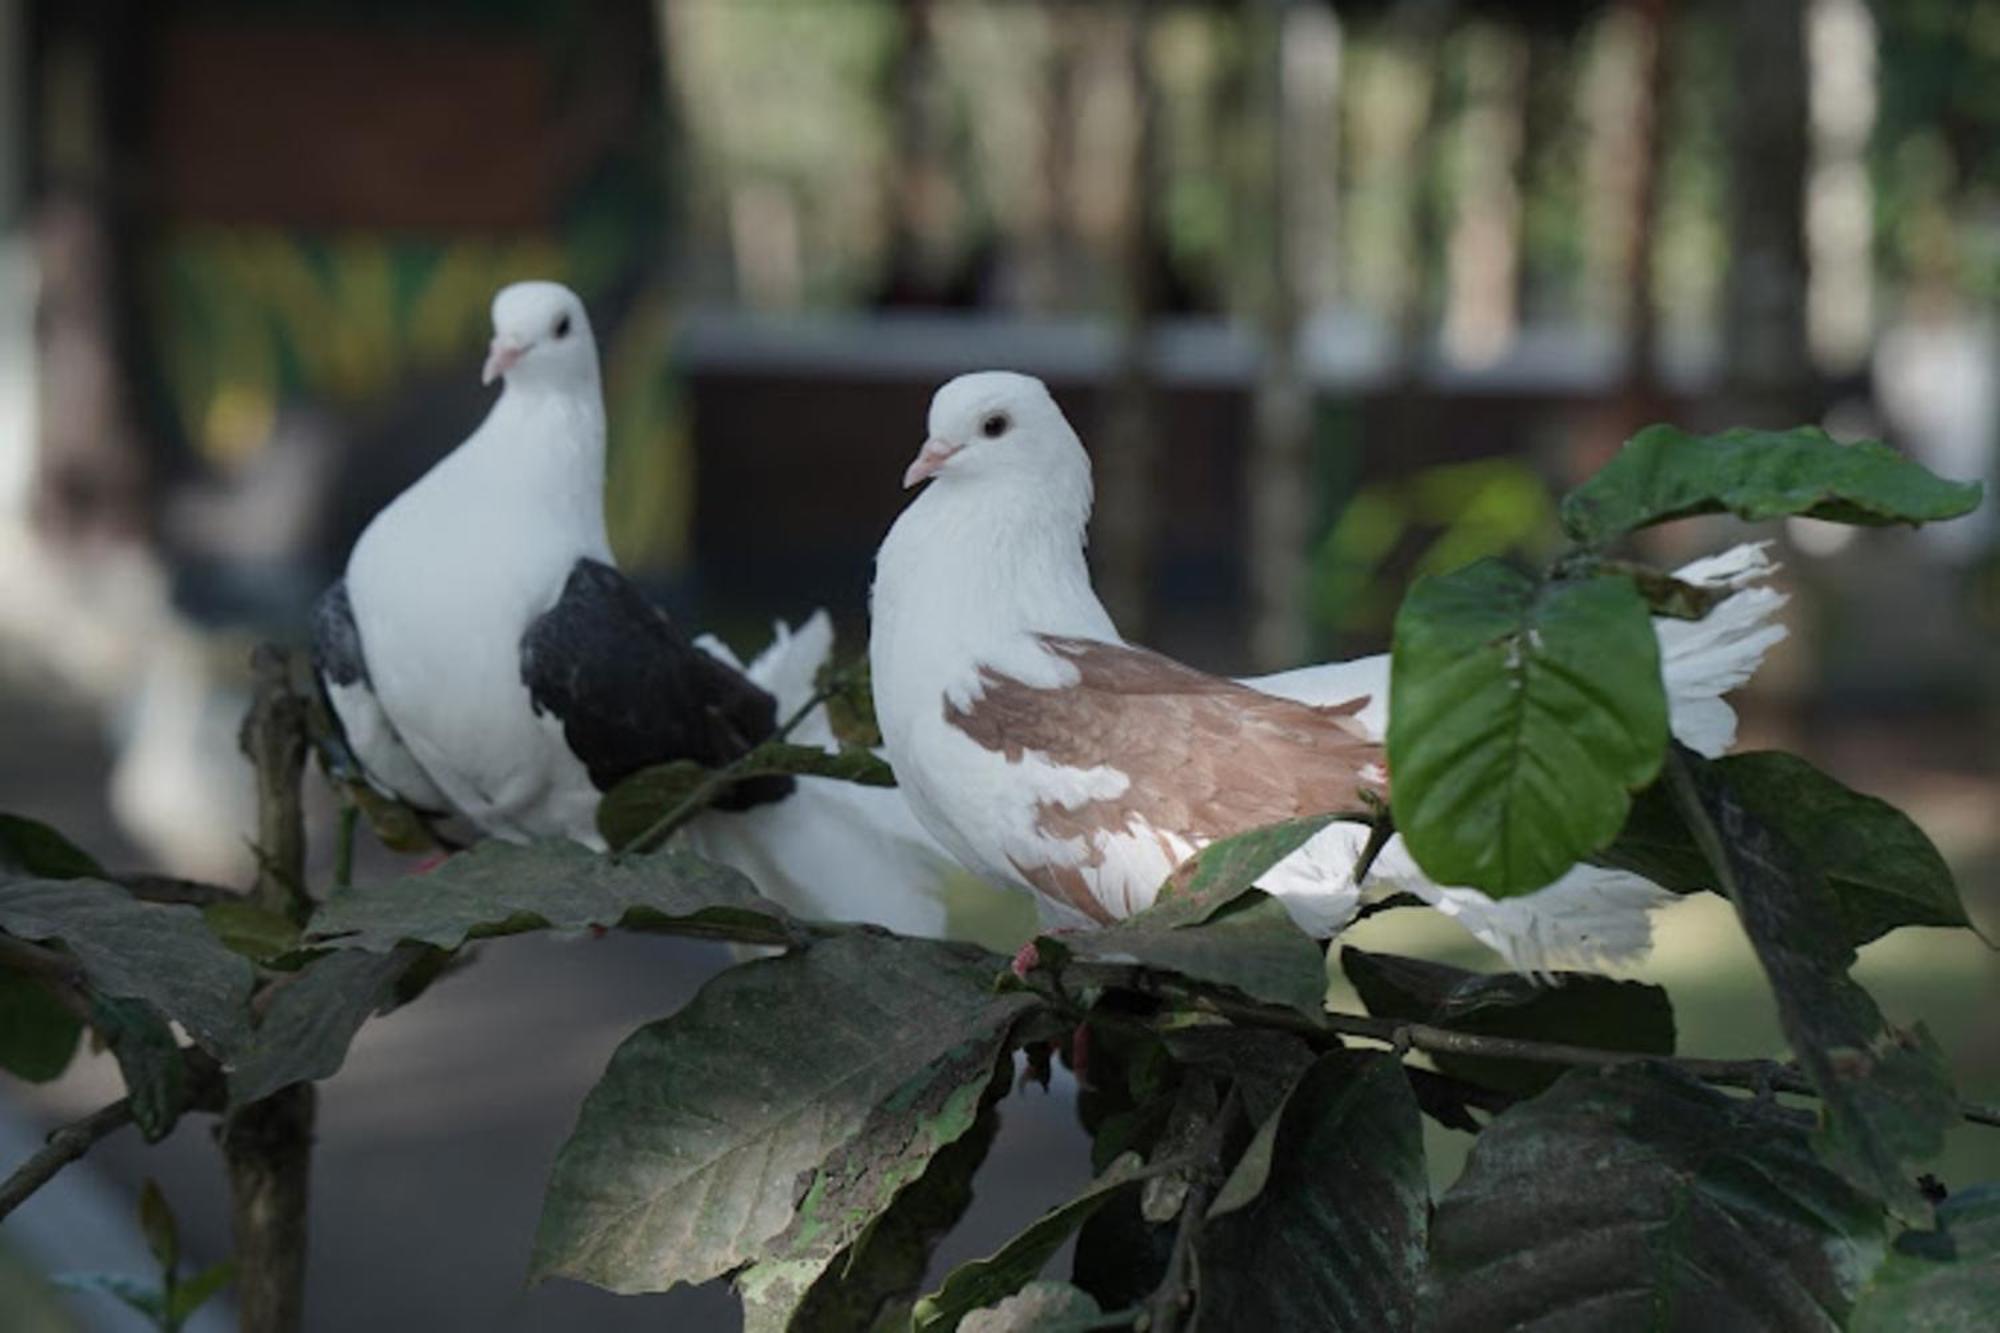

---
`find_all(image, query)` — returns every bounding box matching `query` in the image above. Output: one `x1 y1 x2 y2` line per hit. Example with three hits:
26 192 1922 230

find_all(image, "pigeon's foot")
411 851 452 875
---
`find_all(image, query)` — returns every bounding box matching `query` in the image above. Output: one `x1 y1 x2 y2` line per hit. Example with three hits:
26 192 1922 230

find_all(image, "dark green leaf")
167 1260 236 1326
201 901 302 961
308 840 791 953
532 933 1031 1295
1666 749 1959 1219
1389 563 1667 895
1200 1052 1428 1331
960 1281 1103 1332
1560 423 1984 545
346 781 439 854
778 1101 1001 1333
0 879 253 1057
138 1178 178 1274
1052 889 1327 1018
818 657 883 749
0 967 84 1082
0 814 104 879
1850 1185 2000 1331
1157 1026 1318 1126
1601 752 1972 946
1340 946 1675 1094
1424 1064 1887 1332
735 998 1022 1331
913 1153 1151 1333
759 742 896 788
90 996 190 1142
227 947 425 1106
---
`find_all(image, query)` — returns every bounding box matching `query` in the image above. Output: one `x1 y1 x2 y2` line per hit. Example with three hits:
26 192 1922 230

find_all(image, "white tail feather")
689 614 957 936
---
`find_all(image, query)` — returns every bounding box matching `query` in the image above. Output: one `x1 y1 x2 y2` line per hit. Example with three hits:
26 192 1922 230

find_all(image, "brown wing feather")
945 636 1386 898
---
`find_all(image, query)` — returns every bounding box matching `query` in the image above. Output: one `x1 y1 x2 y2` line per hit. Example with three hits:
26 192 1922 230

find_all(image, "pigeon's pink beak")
482 337 527 386
903 437 962 489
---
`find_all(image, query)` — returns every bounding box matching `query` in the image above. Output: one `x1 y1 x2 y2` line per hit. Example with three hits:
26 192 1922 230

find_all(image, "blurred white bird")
870 371 1789 973
313 281 954 934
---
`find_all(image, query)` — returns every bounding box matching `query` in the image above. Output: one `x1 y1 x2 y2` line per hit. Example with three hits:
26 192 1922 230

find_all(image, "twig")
1145 1087 1242 1333
0 1050 226 1223
1181 991 2000 1129
621 673 849 855
0 1100 134 1222
0 935 91 1020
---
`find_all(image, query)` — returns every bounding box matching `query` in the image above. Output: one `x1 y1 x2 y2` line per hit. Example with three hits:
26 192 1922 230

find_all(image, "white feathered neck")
870 448 1117 754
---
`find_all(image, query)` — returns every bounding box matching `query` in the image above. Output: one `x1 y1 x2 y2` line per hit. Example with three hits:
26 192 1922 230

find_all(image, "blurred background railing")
0 2 1996 1330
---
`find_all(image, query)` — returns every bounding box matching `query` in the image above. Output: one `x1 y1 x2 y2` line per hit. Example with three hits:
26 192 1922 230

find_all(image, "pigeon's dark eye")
554 314 572 339
980 412 1010 439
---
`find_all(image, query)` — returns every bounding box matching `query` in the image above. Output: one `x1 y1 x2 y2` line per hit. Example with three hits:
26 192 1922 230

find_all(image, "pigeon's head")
483 281 598 391
905 372 1087 498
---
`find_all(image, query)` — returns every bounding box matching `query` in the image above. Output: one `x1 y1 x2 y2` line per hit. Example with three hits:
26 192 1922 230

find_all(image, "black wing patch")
311 578 369 687
520 559 793 811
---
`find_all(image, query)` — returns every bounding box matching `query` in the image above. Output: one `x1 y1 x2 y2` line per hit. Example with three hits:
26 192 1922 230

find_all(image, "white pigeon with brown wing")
870 371 1788 973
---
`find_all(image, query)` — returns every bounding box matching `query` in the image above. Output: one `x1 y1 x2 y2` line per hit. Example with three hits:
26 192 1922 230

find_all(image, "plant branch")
1145 1087 1242 1333
0 1099 133 1222
0 1050 226 1223
1177 989 2000 1128
0 934 91 1018
621 671 851 855
239 645 311 923
227 642 317 1333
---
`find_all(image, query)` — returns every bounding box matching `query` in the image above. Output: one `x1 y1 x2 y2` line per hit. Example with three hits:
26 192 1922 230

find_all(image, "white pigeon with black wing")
313 281 954 935
870 371 1790 974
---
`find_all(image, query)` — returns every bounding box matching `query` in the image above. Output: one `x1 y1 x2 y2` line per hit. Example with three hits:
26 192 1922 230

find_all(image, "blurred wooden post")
222 645 315 1333
1093 0 1162 637
1724 0 1811 413
1246 0 1310 671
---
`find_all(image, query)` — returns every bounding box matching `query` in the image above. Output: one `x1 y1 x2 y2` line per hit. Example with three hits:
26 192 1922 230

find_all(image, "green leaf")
1340 947 1675 1094
1201 1053 1428 1331
1560 423 1984 545
1601 752 1973 946
532 933 1032 1296
597 744 895 850
90 996 191 1141
1850 1185 2000 1331
775 1101 1001 1333
735 997 1021 1331
818 657 883 749
226 947 425 1106
138 1178 178 1274
1050 889 1327 1018
960 1281 1103 1332
1030 821 1339 1017
0 814 104 879
0 879 254 1057
52 1271 168 1322
308 840 791 953
1424 1064 1887 1331
1389 563 1668 896
201 901 302 961
912 1152 1152 1333
1155 815 1340 915
345 781 439 855
1666 749 1960 1219
167 1260 236 1326
0 967 85 1082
